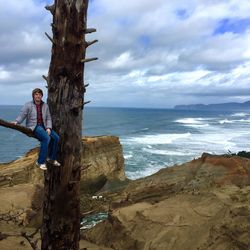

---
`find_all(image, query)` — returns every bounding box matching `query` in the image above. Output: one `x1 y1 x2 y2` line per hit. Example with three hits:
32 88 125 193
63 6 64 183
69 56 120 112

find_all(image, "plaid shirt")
36 103 44 126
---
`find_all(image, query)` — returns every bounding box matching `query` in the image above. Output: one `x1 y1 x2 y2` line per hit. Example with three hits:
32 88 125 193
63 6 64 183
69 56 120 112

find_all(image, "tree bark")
41 1 90 249
0 119 34 138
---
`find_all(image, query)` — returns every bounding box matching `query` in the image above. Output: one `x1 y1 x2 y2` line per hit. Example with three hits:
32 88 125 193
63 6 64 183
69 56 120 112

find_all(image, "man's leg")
48 129 60 161
34 126 51 164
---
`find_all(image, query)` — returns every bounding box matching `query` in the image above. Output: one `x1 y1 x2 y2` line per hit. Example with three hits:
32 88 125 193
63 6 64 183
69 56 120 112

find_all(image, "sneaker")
39 164 47 170
47 159 61 166
36 162 47 170
52 160 61 166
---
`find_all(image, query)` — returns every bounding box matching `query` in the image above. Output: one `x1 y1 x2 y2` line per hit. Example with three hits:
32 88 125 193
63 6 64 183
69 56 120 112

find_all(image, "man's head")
32 88 43 103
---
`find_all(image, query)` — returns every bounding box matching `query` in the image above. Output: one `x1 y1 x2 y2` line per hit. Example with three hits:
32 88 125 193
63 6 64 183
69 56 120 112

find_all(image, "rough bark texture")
0 119 34 138
41 1 89 249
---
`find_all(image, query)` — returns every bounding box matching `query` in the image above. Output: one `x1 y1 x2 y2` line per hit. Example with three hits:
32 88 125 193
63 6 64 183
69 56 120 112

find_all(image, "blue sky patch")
175 8 189 20
116 17 134 27
214 18 250 35
138 35 151 48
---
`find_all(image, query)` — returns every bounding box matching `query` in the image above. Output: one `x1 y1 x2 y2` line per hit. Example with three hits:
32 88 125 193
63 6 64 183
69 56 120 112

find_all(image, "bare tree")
42 0 97 249
0 0 97 249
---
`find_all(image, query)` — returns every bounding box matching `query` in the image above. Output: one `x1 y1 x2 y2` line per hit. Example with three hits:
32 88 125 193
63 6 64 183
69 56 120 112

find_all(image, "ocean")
1 105 250 179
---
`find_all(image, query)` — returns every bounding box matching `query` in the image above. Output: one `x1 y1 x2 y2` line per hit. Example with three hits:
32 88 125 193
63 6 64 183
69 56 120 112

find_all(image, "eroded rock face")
81 136 126 182
1 146 250 250
0 136 125 189
83 154 250 250
0 136 125 225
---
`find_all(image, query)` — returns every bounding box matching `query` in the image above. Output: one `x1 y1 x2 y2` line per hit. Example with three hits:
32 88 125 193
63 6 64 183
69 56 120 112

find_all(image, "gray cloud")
1 0 250 107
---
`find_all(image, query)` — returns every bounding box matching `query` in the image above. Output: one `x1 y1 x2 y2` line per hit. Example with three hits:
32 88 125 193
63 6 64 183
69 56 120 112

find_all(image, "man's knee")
52 131 60 143
42 134 51 145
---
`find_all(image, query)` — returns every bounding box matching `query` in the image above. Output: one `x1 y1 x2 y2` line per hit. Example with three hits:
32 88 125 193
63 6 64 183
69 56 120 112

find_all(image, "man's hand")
46 128 51 135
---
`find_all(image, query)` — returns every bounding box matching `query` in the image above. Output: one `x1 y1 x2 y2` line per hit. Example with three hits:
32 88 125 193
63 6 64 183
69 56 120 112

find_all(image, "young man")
13 88 60 170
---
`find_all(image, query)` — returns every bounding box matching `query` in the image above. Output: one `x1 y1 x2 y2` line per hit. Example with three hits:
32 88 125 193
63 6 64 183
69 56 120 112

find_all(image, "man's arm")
45 105 52 130
14 103 29 125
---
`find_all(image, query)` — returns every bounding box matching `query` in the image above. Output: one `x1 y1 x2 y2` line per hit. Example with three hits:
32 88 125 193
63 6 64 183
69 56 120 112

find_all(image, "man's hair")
32 88 43 98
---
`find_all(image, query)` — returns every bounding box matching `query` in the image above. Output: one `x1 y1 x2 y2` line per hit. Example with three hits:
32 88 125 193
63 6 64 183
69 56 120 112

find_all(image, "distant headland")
174 100 250 111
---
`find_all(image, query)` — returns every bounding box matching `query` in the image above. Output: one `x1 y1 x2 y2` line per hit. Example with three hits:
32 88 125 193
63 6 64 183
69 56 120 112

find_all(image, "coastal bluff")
0 136 125 224
84 153 250 250
0 138 249 249
0 135 125 188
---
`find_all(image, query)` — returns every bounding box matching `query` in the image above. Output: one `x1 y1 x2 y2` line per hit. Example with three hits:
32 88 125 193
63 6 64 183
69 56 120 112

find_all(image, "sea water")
1 105 250 179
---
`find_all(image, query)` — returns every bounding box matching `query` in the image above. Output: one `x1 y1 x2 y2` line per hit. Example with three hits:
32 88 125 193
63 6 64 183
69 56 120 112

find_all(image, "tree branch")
0 119 35 138
0 209 40 249
83 101 91 106
45 32 55 44
0 230 40 250
21 230 40 250
84 28 96 34
42 75 49 82
81 57 98 63
45 4 55 15
0 208 25 224
85 39 98 47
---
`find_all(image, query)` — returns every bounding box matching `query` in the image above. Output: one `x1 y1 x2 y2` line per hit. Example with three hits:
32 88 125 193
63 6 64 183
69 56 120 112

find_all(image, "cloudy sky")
0 0 250 108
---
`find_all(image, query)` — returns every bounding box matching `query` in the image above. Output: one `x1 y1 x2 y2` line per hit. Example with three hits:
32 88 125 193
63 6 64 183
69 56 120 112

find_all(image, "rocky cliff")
83 153 250 250
0 144 250 250
81 136 125 182
0 136 125 223
0 135 125 189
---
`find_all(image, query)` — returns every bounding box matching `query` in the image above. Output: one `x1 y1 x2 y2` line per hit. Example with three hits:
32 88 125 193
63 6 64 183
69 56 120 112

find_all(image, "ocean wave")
219 118 250 124
175 118 204 124
183 123 210 128
238 119 250 123
219 119 234 124
124 154 133 159
142 148 194 156
126 165 166 180
231 112 248 117
124 133 191 145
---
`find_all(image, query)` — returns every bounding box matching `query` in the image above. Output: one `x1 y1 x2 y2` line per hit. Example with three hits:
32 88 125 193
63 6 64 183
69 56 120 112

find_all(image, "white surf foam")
126 164 168 180
124 154 133 159
142 148 194 156
124 133 191 145
183 123 210 128
175 118 203 124
219 119 234 124
231 112 248 117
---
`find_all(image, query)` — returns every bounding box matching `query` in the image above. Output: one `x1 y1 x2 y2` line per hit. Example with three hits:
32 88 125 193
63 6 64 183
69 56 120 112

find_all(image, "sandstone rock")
0 136 125 225
82 136 125 181
83 154 250 250
0 136 125 189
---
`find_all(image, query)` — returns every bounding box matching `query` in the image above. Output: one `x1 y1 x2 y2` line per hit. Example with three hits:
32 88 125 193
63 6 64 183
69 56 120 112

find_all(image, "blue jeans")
34 125 60 164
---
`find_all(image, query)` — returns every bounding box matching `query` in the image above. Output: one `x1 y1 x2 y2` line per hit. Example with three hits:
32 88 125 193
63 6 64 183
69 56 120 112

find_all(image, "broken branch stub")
86 39 98 47
81 57 98 63
84 28 96 34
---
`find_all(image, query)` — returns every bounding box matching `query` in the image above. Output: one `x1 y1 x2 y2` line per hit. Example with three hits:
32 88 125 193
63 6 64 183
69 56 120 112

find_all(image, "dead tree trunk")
0 0 98 248
41 0 97 249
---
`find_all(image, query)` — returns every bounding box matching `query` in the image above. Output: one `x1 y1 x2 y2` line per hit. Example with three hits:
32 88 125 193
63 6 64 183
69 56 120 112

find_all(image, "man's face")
33 92 43 103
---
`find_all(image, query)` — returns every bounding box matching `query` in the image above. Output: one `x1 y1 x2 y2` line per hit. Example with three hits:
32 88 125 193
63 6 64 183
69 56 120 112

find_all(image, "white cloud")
106 52 133 69
0 0 250 107
0 67 11 80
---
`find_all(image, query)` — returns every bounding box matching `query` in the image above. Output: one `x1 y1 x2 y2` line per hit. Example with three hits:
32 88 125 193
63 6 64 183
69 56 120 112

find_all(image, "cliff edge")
0 136 125 225
83 153 250 250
